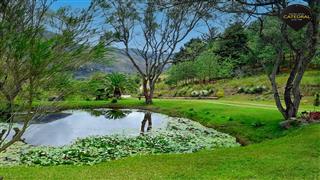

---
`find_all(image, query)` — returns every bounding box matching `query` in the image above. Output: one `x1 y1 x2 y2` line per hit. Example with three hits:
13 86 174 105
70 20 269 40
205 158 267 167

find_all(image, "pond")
1 108 240 166
12 109 169 147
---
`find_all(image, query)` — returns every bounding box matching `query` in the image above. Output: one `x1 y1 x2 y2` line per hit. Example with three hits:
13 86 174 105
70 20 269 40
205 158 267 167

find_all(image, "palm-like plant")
106 73 136 99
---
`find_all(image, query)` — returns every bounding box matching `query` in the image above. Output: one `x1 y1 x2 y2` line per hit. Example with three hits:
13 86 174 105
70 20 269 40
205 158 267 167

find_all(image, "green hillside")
155 71 320 101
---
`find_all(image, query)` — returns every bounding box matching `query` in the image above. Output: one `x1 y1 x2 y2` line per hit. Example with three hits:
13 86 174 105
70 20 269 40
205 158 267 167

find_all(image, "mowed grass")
1 98 319 179
0 124 319 179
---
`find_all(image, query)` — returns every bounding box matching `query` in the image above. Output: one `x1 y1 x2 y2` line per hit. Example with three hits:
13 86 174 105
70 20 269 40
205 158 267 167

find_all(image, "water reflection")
88 109 131 119
104 109 131 119
7 109 168 146
140 112 152 135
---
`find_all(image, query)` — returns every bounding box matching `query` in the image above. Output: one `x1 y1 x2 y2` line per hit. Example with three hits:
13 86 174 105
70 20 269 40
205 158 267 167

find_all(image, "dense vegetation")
155 71 319 99
166 20 320 85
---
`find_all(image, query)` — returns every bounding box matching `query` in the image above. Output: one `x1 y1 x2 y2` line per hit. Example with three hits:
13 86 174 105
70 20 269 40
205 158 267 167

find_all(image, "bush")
191 91 200 97
238 85 268 94
199 90 209 97
237 87 245 93
111 98 117 103
216 89 225 98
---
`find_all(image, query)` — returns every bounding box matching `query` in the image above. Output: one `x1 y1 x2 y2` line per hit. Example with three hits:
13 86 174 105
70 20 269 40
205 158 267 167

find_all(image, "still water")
15 109 169 147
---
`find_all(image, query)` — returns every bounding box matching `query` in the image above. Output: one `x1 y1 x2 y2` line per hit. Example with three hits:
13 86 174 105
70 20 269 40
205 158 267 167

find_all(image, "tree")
215 22 249 61
213 0 320 120
0 0 103 152
172 38 206 64
195 52 233 82
106 73 137 99
98 0 214 104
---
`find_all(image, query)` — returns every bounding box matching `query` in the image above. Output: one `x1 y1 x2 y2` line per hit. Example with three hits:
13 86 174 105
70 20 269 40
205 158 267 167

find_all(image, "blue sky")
51 0 309 50
50 0 221 50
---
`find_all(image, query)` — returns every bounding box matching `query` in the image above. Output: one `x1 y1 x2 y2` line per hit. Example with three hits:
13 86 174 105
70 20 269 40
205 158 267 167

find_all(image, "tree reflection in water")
89 109 131 120
104 109 131 119
140 112 152 135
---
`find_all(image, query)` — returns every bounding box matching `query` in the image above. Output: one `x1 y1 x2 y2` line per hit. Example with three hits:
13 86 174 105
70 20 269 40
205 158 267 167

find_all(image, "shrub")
191 91 200 97
111 98 118 103
237 87 245 93
216 89 225 98
238 85 268 94
199 90 209 97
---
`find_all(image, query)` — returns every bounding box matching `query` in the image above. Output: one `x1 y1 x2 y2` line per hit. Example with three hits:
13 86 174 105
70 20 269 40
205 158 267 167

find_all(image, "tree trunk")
269 51 306 120
142 78 154 104
113 87 121 99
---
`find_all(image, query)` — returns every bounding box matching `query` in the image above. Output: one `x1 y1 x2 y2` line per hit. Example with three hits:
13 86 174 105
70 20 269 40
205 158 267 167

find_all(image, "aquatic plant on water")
15 118 238 166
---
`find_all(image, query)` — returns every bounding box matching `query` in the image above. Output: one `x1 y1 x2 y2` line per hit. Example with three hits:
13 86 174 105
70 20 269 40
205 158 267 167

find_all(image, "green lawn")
1 98 319 179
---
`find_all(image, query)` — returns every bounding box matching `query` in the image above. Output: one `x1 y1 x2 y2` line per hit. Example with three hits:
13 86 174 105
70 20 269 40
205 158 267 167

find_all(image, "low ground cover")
18 117 238 166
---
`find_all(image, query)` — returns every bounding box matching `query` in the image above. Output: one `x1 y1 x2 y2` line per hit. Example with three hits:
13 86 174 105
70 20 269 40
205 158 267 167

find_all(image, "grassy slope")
0 124 319 179
1 99 319 179
156 70 320 98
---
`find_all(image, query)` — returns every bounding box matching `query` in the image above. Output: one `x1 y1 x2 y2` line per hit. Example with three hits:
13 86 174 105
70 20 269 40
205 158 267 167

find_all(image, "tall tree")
215 22 250 65
98 0 214 104
0 0 103 152
222 0 320 120
172 38 206 64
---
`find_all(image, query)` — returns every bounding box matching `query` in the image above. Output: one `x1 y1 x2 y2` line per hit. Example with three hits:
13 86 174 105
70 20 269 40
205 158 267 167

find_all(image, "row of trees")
167 21 256 85
167 52 233 85
168 18 320 86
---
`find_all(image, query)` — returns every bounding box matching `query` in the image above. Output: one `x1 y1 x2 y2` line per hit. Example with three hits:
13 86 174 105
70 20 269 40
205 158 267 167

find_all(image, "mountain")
74 48 145 79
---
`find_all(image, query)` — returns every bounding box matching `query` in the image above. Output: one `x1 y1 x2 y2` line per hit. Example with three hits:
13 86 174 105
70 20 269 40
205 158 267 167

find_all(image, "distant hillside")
74 48 145 79
74 48 171 79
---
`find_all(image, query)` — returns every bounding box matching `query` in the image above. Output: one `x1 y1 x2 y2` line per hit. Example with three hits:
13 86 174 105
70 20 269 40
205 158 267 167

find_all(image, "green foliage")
314 93 320 107
191 91 200 97
215 89 224 98
195 52 233 81
215 22 250 66
167 52 233 85
173 38 206 63
106 73 138 98
238 86 268 94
